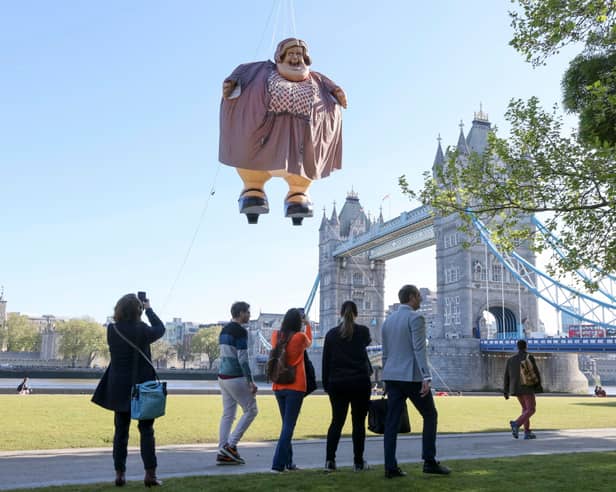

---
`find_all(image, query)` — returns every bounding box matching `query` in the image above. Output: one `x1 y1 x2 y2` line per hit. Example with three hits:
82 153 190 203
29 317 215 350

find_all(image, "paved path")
1 428 615 490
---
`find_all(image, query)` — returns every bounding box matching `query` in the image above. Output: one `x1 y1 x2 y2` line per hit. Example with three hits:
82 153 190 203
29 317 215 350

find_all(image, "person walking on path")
270 308 312 473
216 301 259 465
322 300 372 472
504 339 543 440
381 284 450 479
92 293 165 487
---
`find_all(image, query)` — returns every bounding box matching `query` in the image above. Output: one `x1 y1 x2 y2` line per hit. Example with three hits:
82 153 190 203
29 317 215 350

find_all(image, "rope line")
161 164 221 315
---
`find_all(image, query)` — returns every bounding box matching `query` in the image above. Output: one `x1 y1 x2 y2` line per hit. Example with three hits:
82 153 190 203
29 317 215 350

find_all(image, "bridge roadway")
1 428 615 489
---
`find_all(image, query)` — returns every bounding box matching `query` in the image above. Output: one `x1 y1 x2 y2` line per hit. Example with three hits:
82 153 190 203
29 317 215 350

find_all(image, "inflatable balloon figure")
219 38 347 225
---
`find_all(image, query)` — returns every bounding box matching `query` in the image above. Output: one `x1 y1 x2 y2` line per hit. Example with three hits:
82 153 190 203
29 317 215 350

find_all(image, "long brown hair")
113 293 143 323
339 301 358 339
279 308 302 344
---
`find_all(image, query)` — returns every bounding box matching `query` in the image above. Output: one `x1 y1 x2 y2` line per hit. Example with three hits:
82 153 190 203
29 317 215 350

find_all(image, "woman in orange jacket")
270 308 312 472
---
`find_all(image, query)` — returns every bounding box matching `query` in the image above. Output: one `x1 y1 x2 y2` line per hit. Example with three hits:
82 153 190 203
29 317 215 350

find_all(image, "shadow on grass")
573 401 616 408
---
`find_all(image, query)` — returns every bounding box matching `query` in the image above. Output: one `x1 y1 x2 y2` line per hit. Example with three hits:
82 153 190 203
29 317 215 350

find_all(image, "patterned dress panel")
267 71 316 119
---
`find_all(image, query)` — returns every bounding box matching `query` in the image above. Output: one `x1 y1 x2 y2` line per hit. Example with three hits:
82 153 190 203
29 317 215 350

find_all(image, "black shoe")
324 460 336 472
423 460 451 475
385 467 407 478
238 189 269 216
115 471 126 487
284 192 313 218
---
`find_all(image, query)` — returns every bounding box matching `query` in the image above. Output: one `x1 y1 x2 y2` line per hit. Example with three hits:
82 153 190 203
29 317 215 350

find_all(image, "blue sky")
1 1 576 327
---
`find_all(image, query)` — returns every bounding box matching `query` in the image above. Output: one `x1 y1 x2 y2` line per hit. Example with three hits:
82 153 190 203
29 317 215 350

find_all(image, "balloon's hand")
333 87 347 108
223 80 237 99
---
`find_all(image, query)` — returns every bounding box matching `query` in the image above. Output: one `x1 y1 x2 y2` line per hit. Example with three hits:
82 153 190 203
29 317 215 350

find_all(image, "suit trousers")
113 411 156 472
383 380 438 470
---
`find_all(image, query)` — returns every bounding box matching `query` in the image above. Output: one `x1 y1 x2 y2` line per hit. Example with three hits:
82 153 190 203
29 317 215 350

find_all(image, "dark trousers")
383 380 438 470
113 411 157 472
326 380 371 464
272 390 305 471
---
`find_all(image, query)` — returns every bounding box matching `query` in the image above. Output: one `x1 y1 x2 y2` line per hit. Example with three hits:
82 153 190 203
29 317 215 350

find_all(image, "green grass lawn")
1 394 615 451
5 452 616 491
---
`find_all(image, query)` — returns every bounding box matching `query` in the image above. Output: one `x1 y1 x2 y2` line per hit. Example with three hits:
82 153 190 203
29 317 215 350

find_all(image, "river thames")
0 378 613 395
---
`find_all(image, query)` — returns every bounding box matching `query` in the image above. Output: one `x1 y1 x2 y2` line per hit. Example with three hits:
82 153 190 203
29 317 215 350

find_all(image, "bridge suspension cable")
471 215 616 330
531 216 616 304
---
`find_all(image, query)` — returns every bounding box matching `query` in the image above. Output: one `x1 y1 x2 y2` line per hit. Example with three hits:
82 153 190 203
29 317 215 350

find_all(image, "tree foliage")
190 326 222 370
55 319 107 368
405 0 616 280
150 340 175 369
4 314 41 352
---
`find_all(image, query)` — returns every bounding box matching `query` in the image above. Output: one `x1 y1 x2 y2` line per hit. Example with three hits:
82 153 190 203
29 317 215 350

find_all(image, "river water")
0 379 614 395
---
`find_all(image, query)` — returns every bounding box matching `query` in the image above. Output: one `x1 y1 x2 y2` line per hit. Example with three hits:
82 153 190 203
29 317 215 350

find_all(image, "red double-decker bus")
567 324 606 338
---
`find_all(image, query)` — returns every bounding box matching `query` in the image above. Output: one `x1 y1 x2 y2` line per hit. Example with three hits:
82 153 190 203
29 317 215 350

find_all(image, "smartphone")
137 291 147 302
297 307 305 318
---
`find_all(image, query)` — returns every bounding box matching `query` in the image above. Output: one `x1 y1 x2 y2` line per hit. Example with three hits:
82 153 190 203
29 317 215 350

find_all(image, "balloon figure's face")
277 47 309 82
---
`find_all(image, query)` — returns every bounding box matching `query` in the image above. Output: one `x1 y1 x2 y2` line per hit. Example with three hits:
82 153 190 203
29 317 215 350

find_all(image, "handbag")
368 397 411 434
266 334 296 384
304 350 317 396
113 325 167 420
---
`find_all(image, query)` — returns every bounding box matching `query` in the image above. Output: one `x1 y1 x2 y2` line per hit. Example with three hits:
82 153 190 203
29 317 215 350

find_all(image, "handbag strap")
113 324 159 381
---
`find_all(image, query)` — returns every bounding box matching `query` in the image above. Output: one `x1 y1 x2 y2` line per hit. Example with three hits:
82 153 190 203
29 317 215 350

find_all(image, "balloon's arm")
333 86 347 109
223 79 241 99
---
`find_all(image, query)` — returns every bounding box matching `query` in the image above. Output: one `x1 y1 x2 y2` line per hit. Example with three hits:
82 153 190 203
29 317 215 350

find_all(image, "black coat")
92 308 165 413
322 323 372 392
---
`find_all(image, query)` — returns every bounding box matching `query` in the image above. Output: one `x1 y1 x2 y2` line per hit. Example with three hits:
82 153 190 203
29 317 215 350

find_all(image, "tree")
190 326 222 370
150 340 175 369
5 314 41 352
175 339 192 370
404 1 616 282
56 318 107 368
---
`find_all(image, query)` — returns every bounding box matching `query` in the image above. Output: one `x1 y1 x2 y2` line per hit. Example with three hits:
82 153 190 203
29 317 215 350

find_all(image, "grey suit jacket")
381 305 431 382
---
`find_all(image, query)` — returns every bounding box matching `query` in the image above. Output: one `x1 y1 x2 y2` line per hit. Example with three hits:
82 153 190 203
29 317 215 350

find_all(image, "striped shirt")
218 321 253 382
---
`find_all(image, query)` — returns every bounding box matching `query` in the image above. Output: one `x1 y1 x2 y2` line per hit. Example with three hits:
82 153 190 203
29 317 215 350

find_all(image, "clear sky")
1 1 577 329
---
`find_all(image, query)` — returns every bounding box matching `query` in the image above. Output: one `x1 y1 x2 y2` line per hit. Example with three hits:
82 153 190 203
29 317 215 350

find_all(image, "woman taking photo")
92 293 165 487
322 300 372 472
270 308 312 473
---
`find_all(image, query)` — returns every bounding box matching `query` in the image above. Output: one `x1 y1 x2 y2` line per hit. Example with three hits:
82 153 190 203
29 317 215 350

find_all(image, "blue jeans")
383 381 438 470
272 389 304 471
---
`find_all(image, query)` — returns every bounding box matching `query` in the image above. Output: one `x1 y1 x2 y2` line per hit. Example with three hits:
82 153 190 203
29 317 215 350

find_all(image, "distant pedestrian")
270 308 312 473
216 301 258 465
322 300 372 472
381 284 450 478
92 293 165 487
503 339 543 440
17 376 31 395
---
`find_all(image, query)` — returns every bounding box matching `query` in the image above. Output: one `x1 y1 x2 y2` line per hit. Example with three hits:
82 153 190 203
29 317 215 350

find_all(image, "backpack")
266 333 296 384
520 354 539 386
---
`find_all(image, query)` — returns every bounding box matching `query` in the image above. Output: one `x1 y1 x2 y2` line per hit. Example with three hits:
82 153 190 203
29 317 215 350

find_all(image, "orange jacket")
271 323 312 392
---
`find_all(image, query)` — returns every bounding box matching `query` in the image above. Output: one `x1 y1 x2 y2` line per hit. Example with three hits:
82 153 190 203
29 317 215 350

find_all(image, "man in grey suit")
381 285 450 478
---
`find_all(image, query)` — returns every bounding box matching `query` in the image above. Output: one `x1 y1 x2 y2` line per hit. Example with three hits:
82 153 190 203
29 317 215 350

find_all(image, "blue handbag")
131 379 167 420
113 325 167 420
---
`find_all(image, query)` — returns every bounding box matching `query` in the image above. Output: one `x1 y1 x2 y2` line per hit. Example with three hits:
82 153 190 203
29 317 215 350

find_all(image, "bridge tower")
429 111 586 392
432 111 539 340
318 192 386 341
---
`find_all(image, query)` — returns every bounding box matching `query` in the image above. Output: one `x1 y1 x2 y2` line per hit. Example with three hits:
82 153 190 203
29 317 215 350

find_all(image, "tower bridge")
253 112 615 392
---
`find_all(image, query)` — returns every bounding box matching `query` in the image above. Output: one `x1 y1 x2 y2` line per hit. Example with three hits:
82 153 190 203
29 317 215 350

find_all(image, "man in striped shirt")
216 301 258 465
